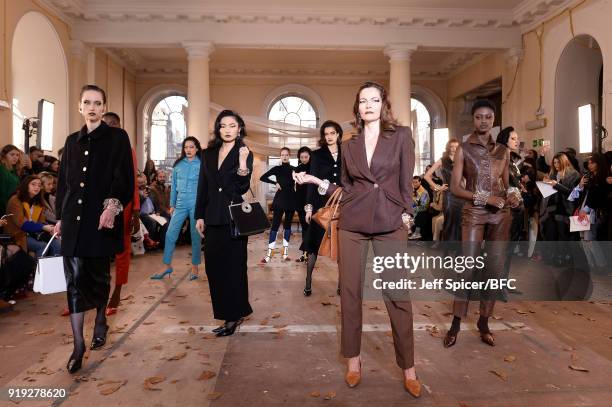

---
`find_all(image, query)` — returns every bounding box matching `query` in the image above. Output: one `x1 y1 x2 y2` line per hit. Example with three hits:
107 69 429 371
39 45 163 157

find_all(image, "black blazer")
195 143 254 226
306 145 341 211
56 121 134 257
260 163 296 211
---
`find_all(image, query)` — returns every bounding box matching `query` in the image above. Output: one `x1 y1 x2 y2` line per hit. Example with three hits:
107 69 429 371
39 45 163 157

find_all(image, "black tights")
69 305 108 356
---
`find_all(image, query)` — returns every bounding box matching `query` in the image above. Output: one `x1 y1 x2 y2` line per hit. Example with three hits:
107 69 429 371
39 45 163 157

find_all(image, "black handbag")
228 189 271 238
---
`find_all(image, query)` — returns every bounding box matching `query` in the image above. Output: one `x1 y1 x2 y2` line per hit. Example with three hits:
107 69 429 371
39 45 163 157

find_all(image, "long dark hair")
208 110 248 149
351 81 399 133
173 136 202 167
587 152 609 185
16 175 43 205
318 120 343 147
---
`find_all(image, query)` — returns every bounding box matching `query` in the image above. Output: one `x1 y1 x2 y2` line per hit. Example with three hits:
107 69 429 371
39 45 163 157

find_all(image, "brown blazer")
329 126 415 234
4 195 47 252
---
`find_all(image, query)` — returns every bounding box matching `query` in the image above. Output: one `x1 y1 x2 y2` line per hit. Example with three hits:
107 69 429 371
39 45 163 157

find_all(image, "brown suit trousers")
338 227 414 369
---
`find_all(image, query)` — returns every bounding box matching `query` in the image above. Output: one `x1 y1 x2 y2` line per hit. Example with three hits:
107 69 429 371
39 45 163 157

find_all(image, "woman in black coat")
195 110 254 337
259 147 296 262
55 85 134 373
294 146 312 262
301 120 342 296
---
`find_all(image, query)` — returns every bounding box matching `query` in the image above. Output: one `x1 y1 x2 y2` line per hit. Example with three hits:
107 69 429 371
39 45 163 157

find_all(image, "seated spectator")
411 175 431 240
4 175 60 258
44 156 60 175
39 172 57 224
28 147 46 174
137 173 162 250
149 169 172 219
1 145 24 216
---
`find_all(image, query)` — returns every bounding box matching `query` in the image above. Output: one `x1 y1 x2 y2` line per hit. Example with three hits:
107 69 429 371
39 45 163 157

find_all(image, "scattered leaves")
198 370 216 381
568 365 589 372
144 376 165 391
310 391 321 398
187 327 196 335
323 391 337 400
167 352 187 361
504 356 516 363
206 392 223 400
98 380 126 395
321 301 332 306
271 312 281 319
489 370 507 381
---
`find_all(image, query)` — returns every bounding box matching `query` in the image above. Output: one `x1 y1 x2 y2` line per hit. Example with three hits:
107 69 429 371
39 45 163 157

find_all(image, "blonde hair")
550 153 575 179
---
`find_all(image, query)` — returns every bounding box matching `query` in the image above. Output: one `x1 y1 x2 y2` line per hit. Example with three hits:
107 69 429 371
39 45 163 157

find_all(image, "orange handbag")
313 188 342 260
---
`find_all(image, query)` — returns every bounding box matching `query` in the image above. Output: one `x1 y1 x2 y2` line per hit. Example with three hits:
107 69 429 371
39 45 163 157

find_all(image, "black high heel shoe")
216 319 244 337
303 288 312 297
212 323 227 333
66 345 86 374
90 324 109 350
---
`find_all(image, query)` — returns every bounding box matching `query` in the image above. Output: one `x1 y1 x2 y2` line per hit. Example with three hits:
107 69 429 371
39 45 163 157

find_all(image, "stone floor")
0 234 611 406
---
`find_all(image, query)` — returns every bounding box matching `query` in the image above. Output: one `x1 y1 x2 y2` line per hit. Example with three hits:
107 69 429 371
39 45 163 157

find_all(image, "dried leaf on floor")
167 352 187 361
568 365 589 372
143 322 155 325
489 370 507 381
492 315 503 320
206 392 223 400
98 380 126 395
271 312 281 319
198 370 216 380
144 376 165 391
515 309 528 315
151 345 163 351
144 296 155 300
179 320 190 324
421 313 431 318
170 379 179 384
503 356 516 363
121 294 134 301
323 391 336 400
570 353 578 364
572 311 583 316
187 327 196 335
260 318 269 325
545 383 560 390
562 346 576 351
310 391 321 398
369 306 380 310
123 352 131 357
321 301 332 306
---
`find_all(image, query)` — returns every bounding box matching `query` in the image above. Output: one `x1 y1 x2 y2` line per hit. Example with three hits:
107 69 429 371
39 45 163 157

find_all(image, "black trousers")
64 257 111 313
204 225 253 321
270 209 294 231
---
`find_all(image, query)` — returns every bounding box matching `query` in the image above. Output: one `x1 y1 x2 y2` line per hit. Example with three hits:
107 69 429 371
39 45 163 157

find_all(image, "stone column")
183 41 214 144
384 43 418 126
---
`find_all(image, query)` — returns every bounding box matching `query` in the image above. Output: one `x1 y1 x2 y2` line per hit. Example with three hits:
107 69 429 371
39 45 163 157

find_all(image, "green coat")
0 165 19 216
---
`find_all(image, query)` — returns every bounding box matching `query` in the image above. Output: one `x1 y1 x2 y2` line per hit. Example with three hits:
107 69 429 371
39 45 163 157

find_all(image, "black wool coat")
56 121 134 257
195 143 254 226
306 145 342 212
260 162 297 211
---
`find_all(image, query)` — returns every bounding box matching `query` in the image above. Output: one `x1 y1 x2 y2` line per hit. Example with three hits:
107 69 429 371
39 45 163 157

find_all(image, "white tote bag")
569 191 591 233
33 233 66 294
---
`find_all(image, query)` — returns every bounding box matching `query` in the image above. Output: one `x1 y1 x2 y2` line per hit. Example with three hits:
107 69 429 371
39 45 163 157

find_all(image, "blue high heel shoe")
150 268 173 280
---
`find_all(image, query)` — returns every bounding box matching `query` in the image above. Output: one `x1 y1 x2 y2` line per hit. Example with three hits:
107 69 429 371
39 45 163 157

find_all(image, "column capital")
505 47 524 66
384 43 418 61
182 41 215 60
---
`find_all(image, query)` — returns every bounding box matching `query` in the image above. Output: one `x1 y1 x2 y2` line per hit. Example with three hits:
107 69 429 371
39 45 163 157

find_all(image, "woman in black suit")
195 110 254 337
259 147 296 262
294 146 312 262
301 120 342 296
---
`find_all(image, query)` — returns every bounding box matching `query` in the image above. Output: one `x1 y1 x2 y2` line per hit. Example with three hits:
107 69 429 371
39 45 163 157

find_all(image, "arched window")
268 95 317 128
149 95 188 170
411 98 431 175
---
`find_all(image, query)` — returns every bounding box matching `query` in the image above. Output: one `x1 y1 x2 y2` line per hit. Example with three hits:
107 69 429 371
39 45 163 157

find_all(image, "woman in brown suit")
294 82 421 397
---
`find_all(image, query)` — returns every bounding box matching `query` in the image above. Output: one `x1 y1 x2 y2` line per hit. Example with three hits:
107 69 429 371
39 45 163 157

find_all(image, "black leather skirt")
64 257 111 313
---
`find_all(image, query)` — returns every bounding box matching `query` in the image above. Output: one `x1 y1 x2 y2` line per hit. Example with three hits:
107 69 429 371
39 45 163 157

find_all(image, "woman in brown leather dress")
442 99 520 349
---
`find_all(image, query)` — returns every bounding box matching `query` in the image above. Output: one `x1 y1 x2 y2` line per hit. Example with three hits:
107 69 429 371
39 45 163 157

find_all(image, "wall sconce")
578 104 593 154
433 128 449 161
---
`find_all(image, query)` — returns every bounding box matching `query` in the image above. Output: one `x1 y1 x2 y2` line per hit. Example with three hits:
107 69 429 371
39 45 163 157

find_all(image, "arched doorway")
555 35 604 154
11 12 68 154
411 98 431 175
